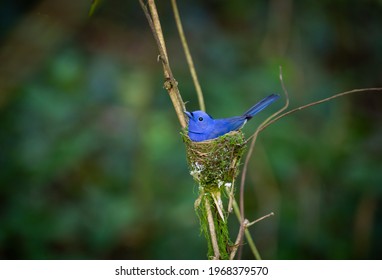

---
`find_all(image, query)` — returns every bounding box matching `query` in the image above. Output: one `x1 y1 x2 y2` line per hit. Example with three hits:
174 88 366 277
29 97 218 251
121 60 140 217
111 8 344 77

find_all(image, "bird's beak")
184 111 192 119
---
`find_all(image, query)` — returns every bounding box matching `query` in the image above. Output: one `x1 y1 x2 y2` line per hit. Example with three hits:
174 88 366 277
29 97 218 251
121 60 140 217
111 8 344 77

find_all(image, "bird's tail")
243 94 280 119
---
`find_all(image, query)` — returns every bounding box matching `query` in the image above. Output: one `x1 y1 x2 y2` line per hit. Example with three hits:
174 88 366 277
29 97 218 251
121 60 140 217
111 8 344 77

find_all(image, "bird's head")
185 110 213 133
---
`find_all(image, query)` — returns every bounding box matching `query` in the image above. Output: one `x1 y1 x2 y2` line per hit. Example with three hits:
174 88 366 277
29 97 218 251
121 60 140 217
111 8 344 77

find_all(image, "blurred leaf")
88 0 102 17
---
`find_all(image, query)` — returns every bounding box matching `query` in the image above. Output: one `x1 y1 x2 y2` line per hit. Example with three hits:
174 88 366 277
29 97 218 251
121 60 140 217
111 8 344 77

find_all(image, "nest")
182 130 247 259
182 130 247 192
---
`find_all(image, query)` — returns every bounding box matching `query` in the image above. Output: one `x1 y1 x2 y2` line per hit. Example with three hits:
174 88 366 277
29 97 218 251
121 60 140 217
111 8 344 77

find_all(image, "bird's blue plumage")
185 94 279 142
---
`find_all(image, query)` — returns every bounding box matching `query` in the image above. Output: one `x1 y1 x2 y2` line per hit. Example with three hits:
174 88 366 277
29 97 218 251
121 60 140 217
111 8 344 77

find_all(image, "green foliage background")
0 0 381 259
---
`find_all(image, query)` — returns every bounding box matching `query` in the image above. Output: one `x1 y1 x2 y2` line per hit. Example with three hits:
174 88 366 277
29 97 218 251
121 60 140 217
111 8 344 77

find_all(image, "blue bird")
185 94 279 142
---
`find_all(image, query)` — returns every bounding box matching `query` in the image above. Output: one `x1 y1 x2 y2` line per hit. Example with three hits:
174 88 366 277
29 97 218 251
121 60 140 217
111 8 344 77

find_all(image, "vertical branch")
229 219 248 260
171 0 206 111
229 194 262 260
139 0 187 128
204 197 221 259
147 0 168 61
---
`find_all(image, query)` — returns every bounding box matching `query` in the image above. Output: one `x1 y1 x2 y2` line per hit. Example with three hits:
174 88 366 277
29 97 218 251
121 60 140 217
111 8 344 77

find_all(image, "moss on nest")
182 130 247 192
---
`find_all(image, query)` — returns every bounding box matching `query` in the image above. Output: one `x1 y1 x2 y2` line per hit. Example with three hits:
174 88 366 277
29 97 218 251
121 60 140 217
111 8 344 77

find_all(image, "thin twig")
171 0 206 111
247 212 274 227
205 197 220 259
238 66 382 258
230 197 262 260
247 66 290 141
237 66 289 258
258 87 382 134
240 67 290 221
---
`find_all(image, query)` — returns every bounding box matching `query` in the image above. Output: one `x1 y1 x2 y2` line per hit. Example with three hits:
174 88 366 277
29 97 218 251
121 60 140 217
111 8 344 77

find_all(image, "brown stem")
258 87 382 134
139 0 187 128
229 219 248 260
171 0 206 111
205 197 220 259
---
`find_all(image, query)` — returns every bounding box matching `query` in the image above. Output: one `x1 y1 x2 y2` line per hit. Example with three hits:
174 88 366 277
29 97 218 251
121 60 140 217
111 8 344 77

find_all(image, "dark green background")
1 0 381 259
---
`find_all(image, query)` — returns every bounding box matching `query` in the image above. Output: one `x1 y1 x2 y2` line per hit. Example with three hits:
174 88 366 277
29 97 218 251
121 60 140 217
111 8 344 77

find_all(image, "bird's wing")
210 116 247 137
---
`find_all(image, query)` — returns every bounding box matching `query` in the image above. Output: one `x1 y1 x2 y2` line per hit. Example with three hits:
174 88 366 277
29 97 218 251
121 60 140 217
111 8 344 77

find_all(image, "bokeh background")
1 0 382 259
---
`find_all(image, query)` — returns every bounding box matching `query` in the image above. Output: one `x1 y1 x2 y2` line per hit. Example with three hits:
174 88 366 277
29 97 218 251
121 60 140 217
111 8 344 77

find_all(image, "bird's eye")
198 117 203 121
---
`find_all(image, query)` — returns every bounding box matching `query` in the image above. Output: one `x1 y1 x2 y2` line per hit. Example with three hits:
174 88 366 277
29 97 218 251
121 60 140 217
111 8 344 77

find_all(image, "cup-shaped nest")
182 131 247 192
